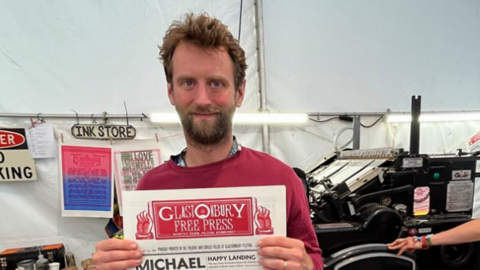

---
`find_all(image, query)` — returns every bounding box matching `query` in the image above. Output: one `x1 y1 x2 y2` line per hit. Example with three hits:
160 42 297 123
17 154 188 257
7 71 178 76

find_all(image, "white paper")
25 122 57 159
123 186 286 270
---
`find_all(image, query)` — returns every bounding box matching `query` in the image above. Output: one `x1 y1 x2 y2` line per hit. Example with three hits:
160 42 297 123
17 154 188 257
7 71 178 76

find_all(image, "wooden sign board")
71 124 136 140
0 128 38 181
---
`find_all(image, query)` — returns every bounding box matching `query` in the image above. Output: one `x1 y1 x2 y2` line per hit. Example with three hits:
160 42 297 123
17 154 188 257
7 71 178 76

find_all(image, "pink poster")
61 145 113 216
413 186 430 216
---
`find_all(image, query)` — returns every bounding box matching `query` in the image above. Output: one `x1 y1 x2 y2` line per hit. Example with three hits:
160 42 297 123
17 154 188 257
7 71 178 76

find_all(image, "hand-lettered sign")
71 124 136 140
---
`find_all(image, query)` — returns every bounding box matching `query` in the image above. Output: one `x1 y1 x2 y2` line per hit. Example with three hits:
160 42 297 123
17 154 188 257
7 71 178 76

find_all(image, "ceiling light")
386 112 480 123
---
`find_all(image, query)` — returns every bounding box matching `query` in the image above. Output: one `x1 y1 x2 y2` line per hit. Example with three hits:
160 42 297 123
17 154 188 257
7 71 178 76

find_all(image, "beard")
177 104 235 147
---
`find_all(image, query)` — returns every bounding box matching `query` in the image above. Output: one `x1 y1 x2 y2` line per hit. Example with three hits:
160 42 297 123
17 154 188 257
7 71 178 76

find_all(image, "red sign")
150 198 253 239
469 132 480 146
0 128 37 181
0 130 26 149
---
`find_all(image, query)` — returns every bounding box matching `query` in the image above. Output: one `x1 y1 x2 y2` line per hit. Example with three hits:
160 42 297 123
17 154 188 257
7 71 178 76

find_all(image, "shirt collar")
175 136 241 167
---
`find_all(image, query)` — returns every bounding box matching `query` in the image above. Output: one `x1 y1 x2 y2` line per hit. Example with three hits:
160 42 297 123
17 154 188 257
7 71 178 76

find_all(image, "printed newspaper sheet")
123 186 286 270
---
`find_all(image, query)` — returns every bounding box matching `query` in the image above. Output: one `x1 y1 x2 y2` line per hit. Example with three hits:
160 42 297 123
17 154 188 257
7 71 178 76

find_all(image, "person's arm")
388 218 480 255
430 218 480 245
93 238 143 270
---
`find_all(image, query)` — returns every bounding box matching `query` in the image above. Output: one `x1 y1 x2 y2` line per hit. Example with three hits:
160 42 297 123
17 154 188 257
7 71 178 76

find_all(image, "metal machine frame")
302 96 480 269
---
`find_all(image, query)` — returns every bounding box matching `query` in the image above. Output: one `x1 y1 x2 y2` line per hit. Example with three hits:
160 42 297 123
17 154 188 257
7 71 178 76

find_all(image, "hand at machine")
93 239 143 270
257 237 314 270
387 236 423 255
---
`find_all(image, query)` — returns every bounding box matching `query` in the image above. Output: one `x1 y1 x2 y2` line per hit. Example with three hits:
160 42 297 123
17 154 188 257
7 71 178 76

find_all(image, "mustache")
188 107 221 114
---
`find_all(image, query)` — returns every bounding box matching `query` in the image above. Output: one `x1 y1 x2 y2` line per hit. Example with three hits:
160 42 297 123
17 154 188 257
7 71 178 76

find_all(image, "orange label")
0 248 22 255
41 244 64 250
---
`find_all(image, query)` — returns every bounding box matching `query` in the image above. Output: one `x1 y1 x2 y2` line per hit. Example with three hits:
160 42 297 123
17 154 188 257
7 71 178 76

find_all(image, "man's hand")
257 237 313 270
93 239 143 270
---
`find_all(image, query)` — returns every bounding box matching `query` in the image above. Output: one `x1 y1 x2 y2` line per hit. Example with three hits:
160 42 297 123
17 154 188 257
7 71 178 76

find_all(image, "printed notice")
25 122 57 159
446 181 474 212
123 186 286 270
60 142 114 218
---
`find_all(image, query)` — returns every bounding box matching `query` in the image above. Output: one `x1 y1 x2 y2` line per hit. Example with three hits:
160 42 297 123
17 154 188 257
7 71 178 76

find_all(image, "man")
93 13 323 270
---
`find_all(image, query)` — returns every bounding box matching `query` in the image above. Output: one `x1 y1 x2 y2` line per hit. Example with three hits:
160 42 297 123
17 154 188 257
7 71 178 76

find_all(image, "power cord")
360 116 384 128
308 116 338 123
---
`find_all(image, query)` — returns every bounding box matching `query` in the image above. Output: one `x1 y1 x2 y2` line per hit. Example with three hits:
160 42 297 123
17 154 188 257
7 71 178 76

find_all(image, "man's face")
167 41 245 146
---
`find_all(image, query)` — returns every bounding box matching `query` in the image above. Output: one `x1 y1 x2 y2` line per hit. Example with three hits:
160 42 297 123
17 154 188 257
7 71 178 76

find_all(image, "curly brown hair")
159 13 247 91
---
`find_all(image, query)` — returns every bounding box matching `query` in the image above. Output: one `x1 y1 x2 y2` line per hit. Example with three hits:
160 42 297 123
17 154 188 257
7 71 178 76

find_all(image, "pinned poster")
0 128 38 182
413 186 430 216
59 140 114 218
113 140 162 214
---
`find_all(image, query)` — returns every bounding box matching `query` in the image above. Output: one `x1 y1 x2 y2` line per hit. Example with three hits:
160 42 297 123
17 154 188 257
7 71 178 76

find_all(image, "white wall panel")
263 0 480 112
0 0 259 114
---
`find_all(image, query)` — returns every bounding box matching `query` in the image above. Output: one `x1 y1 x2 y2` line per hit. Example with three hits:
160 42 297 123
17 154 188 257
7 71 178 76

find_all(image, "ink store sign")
0 128 38 181
71 124 136 140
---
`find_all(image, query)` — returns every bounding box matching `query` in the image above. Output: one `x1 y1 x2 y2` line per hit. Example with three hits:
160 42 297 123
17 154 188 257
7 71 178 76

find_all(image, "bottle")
65 251 76 268
35 254 49 270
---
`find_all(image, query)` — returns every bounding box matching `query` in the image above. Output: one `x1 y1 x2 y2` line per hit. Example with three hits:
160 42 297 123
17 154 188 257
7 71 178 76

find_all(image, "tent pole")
254 0 271 154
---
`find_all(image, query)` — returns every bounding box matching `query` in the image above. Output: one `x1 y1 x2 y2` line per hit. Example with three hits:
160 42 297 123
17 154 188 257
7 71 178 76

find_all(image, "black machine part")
323 243 415 270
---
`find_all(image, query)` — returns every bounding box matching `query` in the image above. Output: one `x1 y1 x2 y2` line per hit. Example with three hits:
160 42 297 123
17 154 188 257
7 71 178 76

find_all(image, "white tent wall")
1 0 480 266
262 0 480 168
262 0 480 113
0 0 260 114
0 0 261 264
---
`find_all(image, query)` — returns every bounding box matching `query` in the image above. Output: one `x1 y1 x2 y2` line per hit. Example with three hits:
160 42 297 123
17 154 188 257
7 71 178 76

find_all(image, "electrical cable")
308 116 338 123
334 126 353 151
360 115 384 128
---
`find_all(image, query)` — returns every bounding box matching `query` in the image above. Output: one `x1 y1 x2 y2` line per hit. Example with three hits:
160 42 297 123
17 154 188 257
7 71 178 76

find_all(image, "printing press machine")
300 148 480 270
